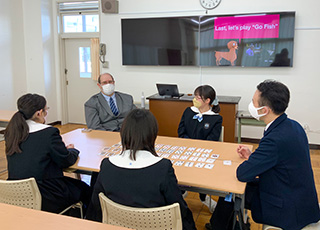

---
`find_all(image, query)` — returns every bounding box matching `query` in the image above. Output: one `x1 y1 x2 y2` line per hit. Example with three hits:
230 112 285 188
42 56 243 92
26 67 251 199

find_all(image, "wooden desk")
147 94 240 143
0 110 16 122
0 203 130 230
62 129 251 195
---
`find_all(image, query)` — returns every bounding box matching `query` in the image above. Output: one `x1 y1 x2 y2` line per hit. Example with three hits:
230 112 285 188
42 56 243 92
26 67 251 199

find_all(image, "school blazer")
84 92 136 131
237 113 320 230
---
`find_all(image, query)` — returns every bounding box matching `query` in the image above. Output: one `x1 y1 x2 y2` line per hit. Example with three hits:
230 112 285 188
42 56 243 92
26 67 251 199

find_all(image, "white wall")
0 0 57 123
0 0 27 110
99 0 320 144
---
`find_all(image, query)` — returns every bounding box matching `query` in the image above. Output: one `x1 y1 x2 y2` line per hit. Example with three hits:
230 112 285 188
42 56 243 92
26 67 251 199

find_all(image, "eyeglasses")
100 80 114 85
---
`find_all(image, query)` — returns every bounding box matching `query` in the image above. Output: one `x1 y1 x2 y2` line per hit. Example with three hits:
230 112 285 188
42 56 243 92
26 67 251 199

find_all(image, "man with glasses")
85 73 136 131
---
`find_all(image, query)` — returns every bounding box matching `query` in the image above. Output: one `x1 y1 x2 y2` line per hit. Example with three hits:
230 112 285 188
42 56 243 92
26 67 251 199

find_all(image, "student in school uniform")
5 93 91 214
86 109 196 230
178 85 223 212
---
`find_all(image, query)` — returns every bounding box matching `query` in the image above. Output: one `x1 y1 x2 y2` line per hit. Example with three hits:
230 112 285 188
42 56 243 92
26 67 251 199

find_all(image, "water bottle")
141 92 145 108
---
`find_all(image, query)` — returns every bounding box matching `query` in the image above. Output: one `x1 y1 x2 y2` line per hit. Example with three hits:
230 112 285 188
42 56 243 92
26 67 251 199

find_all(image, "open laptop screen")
156 84 184 97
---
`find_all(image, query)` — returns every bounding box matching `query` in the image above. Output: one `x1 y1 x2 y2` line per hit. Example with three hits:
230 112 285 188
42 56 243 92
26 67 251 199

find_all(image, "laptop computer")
156 83 184 98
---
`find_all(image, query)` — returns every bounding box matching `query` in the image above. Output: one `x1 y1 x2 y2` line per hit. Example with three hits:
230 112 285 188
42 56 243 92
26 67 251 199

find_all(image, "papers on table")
99 143 227 170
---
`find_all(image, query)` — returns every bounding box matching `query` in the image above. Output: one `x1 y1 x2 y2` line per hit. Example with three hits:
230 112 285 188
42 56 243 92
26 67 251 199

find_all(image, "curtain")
90 38 100 81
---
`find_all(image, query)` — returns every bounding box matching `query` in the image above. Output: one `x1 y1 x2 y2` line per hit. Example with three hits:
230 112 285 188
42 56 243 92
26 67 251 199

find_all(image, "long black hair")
5 93 46 156
120 109 158 160
194 85 220 113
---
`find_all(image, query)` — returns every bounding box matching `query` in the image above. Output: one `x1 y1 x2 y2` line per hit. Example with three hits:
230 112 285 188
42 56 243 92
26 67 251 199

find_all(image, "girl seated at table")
86 109 196 230
178 85 222 213
5 93 91 214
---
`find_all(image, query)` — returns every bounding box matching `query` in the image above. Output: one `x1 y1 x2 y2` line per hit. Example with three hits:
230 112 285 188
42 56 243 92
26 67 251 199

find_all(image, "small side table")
237 111 266 143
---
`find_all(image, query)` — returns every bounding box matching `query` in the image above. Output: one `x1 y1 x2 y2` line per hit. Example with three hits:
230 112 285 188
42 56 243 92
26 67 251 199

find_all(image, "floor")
1 123 320 230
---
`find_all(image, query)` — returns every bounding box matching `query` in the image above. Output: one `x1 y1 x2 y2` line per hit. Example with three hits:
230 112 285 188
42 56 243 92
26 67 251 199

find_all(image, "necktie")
109 97 119 116
193 114 203 122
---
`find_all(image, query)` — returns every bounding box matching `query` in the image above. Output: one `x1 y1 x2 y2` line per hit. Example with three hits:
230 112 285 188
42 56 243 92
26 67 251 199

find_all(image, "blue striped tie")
109 97 119 116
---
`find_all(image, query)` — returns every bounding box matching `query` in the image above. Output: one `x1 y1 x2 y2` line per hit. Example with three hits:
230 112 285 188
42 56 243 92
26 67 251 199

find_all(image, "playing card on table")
204 164 214 169
204 149 213 153
184 151 193 155
211 154 220 158
195 163 205 168
113 148 121 152
174 161 184 166
189 156 198 161
170 146 179 150
201 153 209 158
206 158 216 163
166 149 175 154
187 147 196 151
112 143 121 147
175 150 184 154
162 153 171 158
197 157 207 162
106 152 114 157
193 152 201 157
178 146 187 151
171 155 180 159
195 148 205 153
180 155 189 160
184 162 194 167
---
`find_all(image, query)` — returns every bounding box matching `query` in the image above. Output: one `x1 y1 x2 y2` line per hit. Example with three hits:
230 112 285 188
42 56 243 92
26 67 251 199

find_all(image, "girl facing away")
5 93 91 214
86 109 196 230
178 85 223 213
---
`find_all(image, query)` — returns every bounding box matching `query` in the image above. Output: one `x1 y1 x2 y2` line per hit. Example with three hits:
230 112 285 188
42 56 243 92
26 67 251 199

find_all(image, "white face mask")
102 84 115 95
248 101 267 120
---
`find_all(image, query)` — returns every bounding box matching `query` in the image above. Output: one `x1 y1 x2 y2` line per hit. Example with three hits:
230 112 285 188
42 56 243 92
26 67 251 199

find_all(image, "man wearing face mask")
206 80 320 230
85 73 136 131
236 80 319 229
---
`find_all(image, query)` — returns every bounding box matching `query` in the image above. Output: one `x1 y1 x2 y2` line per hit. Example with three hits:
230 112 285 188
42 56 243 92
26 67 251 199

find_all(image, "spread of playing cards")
99 143 219 170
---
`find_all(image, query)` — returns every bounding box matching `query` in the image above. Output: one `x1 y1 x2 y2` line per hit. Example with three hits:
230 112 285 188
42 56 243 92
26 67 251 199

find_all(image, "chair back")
0 178 41 210
219 126 224 142
99 192 183 230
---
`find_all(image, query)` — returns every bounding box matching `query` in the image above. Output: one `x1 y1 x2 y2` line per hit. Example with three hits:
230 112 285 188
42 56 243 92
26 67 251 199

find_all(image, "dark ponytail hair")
5 94 46 156
194 85 220 113
120 109 158 160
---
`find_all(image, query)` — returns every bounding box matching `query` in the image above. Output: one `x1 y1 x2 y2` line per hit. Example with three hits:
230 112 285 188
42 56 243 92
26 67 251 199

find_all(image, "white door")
65 38 99 124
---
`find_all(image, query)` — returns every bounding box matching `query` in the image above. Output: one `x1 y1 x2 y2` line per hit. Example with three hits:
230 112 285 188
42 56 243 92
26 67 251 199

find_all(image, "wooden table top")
62 129 252 194
0 110 16 122
0 203 130 230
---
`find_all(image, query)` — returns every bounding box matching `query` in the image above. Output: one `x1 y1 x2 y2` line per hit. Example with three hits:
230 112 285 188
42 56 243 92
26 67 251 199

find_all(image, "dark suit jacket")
237 113 320 229
7 127 79 181
84 92 136 131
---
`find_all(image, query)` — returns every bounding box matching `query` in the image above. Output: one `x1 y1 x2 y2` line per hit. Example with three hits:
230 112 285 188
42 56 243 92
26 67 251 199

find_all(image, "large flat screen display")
122 17 199 66
121 11 295 67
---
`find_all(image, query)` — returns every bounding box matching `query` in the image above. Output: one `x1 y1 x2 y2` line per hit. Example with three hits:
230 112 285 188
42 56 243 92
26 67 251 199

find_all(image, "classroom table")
62 129 251 196
0 202 130 230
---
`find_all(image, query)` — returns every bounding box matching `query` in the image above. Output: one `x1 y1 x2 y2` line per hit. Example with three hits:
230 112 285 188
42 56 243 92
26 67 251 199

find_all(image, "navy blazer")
84 92 136 131
237 113 320 230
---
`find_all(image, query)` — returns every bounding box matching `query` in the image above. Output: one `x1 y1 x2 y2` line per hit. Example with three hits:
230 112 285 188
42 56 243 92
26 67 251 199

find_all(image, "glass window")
79 47 91 78
63 15 99 33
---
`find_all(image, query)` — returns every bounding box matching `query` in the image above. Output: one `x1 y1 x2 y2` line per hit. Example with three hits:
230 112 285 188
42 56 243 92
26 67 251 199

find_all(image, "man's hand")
66 144 75 149
237 145 252 160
